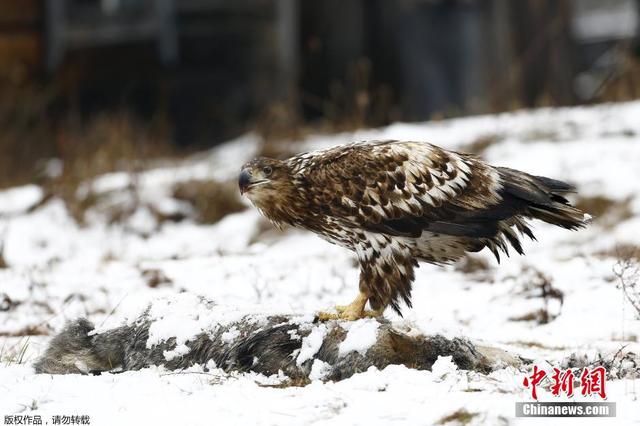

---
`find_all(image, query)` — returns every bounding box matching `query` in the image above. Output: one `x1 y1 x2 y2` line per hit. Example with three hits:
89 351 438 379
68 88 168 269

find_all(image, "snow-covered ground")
1 102 640 425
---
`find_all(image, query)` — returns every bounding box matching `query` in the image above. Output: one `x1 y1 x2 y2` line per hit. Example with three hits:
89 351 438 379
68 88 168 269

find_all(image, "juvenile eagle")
239 140 587 320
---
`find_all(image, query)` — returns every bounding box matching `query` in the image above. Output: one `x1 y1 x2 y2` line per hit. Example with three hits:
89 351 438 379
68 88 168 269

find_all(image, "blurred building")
0 0 639 145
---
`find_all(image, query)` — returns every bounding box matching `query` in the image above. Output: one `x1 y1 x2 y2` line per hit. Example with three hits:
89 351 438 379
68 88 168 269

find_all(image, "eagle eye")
262 166 273 176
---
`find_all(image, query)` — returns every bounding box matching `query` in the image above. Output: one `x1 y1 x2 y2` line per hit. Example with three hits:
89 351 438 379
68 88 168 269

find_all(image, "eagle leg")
317 292 382 321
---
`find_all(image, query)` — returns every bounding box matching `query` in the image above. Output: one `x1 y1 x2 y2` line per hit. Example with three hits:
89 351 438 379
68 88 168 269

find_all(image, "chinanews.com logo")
516 365 616 418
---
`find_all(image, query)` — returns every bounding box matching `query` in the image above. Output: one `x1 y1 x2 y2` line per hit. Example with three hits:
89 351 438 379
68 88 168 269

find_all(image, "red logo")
522 366 607 400
522 365 547 400
551 367 575 397
580 366 606 399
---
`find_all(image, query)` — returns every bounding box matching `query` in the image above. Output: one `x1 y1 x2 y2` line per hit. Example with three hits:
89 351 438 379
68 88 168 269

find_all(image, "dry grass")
594 244 640 262
436 409 479 425
454 255 491 274
597 46 640 103
573 195 633 229
613 246 640 318
172 179 246 225
0 325 50 337
254 101 305 159
454 255 494 284
1 88 247 228
507 265 564 325
0 79 180 225
0 293 19 312
1 337 31 366
46 112 174 224
321 58 396 132
520 129 560 142
506 341 568 351
254 58 399 161
298 58 397 133
0 79 57 189
510 309 556 324
0 240 7 269
255 137 302 162
140 268 173 289
257 377 312 388
461 133 505 156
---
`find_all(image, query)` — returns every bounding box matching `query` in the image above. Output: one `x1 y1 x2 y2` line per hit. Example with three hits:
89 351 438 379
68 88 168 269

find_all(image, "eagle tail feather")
498 167 588 231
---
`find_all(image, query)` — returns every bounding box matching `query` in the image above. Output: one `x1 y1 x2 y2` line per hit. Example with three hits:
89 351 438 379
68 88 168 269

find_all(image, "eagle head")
239 157 301 225
239 157 288 194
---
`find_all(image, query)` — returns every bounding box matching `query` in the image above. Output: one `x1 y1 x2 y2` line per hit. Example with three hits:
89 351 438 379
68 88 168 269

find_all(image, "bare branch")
613 246 640 317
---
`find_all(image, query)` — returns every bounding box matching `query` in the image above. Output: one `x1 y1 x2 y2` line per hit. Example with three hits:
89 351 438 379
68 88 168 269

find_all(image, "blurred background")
1 0 640 190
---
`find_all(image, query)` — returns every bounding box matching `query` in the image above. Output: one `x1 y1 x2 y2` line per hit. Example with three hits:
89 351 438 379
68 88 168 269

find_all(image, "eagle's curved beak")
239 169 252 195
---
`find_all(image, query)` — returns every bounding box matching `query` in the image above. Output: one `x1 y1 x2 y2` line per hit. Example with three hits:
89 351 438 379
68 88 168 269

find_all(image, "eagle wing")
297 140 507 240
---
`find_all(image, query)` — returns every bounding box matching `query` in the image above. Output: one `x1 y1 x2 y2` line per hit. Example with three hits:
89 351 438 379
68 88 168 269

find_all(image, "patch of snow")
296 324 327 366
163 343 191 361
0 184 43 216
338 319 380 357
221 327 240 343
431 355 458 381
309 360 332 381
145 294 249 350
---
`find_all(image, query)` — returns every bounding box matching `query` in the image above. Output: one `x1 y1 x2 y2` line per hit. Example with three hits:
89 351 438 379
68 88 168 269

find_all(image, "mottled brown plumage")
239 140 587 319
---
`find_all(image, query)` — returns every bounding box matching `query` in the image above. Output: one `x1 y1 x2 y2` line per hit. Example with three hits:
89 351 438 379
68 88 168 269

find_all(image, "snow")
309 360 332 381
0 184 43 216
297 324 328 366
338 320 380 357
430 356 458 381
221 327 240 343
2 102 640 424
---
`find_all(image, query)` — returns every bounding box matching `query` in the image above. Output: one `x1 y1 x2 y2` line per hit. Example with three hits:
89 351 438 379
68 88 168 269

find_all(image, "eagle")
239 140 587 320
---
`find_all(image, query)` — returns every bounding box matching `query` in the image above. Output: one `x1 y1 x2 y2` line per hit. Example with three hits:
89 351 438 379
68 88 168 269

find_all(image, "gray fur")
34 310 520 379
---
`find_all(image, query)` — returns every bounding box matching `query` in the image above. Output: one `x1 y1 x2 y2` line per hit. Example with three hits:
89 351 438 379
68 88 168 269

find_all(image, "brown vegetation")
573 195 633 229
0 76 182 226
454 255 491 274
0 243 7 269
595 244 640 263
454 255 494 283
257 377 312 388
0 293 18 311
507 265 564 325
0 325 50 337
140 268 174 289
1 84 248 228
613 246 640 318
47 112 173 222
461 133 504 156
0 81 55 189
436 409 479 425
172 179 246 225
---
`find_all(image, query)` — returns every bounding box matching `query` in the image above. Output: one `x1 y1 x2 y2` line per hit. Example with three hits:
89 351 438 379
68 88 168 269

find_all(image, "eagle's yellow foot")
336 304 382 317
316 308 382 321
334 304 350 314
316 311 340 321
317 292 383 321
316 310 376 321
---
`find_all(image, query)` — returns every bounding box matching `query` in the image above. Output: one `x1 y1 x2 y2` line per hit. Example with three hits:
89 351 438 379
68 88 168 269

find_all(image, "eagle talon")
317 293 384 321
334 305 349 314
316 311 340 321
362 309 383 318
316 310 361 321
316 309 383 322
